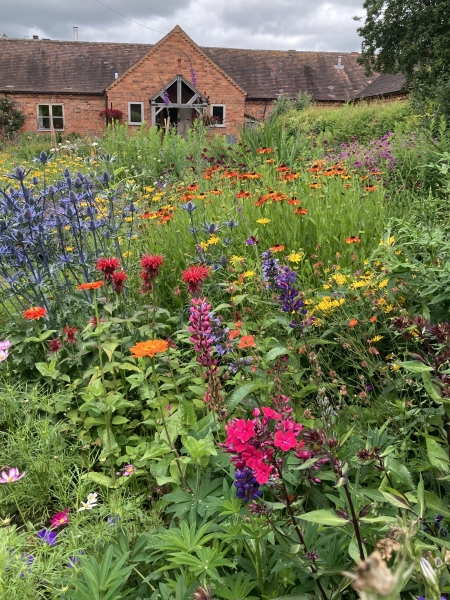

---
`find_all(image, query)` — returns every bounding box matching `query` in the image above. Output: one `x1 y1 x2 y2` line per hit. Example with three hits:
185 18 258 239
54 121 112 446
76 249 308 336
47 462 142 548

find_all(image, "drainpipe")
262 99 269 120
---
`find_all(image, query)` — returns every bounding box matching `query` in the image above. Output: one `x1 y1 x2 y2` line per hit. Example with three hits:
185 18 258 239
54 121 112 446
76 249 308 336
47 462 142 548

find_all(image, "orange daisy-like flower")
257 147 272 154
270 245 285 252
23 306 47 320
359 175 369 181
238 335 256 349
287 198 301 206
343 183 352 188
265 158 275 164
294 208 308 216
369 315 377 323
345 236 361 244
130 339 169 359
364 186 377 192
348 319 358 327
186 183 199 192
229 329 241 340
77 281 105 291
309 183 322 189
236 190 251 198
209 188 222 195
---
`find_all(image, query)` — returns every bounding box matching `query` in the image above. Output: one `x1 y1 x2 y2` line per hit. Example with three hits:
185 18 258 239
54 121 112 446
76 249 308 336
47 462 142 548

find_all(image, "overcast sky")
1 0 366 51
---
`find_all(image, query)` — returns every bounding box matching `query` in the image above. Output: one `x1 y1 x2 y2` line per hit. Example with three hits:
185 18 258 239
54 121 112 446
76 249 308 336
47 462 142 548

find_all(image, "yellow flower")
390 363 400 371
322 284 331 290
199 241 209 250
207 235 220 245
243 270 256 278
256 218 270 225
65 246 73 252
331 274 347 286
64 225 70 231
122 251 131 258
231 255 244 264
124 217 133 222
288 252 305 263
370 335 383 343
378 278 389 288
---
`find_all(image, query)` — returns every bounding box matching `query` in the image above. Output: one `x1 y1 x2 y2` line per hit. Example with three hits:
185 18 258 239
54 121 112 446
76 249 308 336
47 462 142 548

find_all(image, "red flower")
181 265 210 296
96 257 120 282
50 508 69 528
241 446 264 469
48 338 63 353
273 430 298 451
63 325 77 345
229 329 240 340
225 419 255 452
253 462 273 484
345 236 361 244
112 271 128 294
238 335 256 349
140 254 163 292
261 406 282 421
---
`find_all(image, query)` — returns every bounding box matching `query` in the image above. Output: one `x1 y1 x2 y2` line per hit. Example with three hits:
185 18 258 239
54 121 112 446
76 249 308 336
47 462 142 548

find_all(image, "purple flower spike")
0 467 26 484
37 529 57 546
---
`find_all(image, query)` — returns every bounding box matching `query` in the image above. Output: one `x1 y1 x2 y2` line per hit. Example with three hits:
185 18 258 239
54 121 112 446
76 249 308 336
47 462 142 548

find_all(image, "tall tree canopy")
356 0 450 89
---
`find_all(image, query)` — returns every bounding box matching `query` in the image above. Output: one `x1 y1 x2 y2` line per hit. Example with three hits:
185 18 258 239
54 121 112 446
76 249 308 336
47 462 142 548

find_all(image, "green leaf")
385 456 414 489
82 472 115 488
380 489 413 511
422 371 443 402
418 475 426 518
398 360 433 373
117 363 142 373
101 342 118 361
426 437 450 472
226 381 265 412
424 491 450 517
111 416 129 425
297 509 349 526
266 346 289 361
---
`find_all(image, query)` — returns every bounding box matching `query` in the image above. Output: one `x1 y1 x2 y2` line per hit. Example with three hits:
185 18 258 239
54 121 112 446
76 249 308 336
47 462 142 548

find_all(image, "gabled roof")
353 72 407 99
202 48 375 100
0 39 149 94
0 35 394 101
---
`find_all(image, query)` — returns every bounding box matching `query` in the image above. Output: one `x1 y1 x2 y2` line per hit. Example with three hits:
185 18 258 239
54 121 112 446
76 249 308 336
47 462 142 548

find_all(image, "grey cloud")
1 0 366 51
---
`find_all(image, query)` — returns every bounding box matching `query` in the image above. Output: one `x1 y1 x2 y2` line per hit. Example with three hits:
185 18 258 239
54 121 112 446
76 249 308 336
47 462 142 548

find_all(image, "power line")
93 0 167 35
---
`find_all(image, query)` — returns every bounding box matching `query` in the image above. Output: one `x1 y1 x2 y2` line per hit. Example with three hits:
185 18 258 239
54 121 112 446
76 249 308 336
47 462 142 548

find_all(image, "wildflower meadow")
1 102 450 600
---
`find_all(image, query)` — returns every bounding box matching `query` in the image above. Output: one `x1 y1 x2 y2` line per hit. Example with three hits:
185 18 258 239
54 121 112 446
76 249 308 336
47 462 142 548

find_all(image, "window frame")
210 104 226 127
128 102 144 125
37 103 65 131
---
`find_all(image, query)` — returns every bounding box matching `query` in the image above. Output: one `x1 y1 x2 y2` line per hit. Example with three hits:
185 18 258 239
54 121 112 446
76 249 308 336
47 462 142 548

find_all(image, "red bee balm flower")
50 508 69 528
23 307 46 320
181 265 209 296
63 325 77 345
274 430 298 451
96 257 120 282
112 271 128 294
140 254 163 292
48 338 63 353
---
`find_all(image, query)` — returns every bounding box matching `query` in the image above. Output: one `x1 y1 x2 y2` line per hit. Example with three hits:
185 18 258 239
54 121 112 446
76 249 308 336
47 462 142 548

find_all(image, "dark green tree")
356 0 450 120
0 94 25 139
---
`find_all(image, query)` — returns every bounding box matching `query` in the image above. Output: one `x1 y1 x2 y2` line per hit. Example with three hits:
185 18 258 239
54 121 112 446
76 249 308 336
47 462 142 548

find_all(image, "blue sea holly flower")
181 201 196 213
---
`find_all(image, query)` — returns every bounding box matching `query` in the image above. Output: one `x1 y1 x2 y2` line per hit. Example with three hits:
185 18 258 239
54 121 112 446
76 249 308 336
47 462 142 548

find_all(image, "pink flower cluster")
223 395 304 485
188 298 217 368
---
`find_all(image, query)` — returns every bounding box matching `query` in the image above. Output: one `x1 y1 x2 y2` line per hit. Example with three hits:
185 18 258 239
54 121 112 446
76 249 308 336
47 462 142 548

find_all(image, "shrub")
0 94 25 140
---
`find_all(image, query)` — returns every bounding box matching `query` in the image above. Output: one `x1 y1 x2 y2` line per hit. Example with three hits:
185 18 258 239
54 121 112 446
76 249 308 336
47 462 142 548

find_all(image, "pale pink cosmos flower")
0 467 26 483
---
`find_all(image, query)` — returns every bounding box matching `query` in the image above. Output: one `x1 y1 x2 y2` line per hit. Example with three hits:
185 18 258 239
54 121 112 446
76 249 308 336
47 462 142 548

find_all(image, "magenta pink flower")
274 430 298 451
50 508 69 528
241 446 264 469
225 419 255 452
261 406 282 421
0 467 25 483
253 462 273 484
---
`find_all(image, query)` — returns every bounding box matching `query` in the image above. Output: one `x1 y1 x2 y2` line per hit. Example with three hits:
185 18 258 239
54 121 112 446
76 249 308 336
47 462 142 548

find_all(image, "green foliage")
0 94 25 140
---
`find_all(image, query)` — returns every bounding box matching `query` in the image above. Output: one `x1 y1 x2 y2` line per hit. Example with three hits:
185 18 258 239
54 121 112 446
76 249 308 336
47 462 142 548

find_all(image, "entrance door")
178 108 193 137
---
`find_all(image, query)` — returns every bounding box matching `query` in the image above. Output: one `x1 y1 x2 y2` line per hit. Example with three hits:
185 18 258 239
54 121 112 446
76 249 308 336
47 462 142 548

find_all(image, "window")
210 104 226 127
37 104 64 130
128 102 144 125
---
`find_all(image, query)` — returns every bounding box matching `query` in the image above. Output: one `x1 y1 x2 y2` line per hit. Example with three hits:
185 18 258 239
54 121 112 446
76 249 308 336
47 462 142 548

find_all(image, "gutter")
0 90 105 96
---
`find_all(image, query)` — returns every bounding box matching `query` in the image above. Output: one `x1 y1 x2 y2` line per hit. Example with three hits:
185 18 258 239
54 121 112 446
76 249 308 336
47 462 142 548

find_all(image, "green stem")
11 487 29 531
150 358 187 488
151 284 157 339
254 538 265 596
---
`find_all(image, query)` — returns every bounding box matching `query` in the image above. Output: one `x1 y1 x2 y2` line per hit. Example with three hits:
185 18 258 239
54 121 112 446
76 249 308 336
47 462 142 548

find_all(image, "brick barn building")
0 25 406 137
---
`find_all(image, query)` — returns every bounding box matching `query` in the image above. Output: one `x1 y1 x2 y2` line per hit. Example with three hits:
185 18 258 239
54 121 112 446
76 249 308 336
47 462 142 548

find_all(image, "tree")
0 94 25 139
356 0 450 119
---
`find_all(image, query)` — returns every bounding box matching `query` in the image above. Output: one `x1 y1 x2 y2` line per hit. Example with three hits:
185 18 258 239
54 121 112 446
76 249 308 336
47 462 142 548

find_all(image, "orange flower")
348 319 358 327
369 315 377 323
209 188 222 195
229 329 241 340
265 158 275 164
343 183 352 188
238 335 256 349
309 183 322 189
287 198 301 206
294 208 308 215
270 245 285 252
130 339 169 358
23 306 47 320
236 190 251 198
77 281 105 291
257 147 272 154
364 186 377 192
345 236 361 244
359 175 369 181
234 321 242 329
186 183 199 192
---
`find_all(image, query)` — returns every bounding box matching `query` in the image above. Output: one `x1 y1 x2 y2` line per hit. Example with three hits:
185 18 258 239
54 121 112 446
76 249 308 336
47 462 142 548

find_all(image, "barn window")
210 104 225 127
37 104 64 130
128 102 144 125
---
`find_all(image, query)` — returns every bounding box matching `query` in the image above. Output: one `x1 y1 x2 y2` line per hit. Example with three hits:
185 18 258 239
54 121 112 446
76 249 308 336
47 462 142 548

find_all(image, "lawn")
1 102 450 600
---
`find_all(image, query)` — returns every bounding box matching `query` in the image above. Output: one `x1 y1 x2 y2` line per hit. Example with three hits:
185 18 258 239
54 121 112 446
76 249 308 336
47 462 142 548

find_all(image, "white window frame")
210 104 226 127
128 102 144 125
37 104 64 131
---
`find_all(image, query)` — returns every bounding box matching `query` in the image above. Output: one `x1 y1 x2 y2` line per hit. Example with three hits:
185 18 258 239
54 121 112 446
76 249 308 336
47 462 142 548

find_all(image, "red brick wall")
11 93 105 136
245 99 274 121
107 28 246 136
